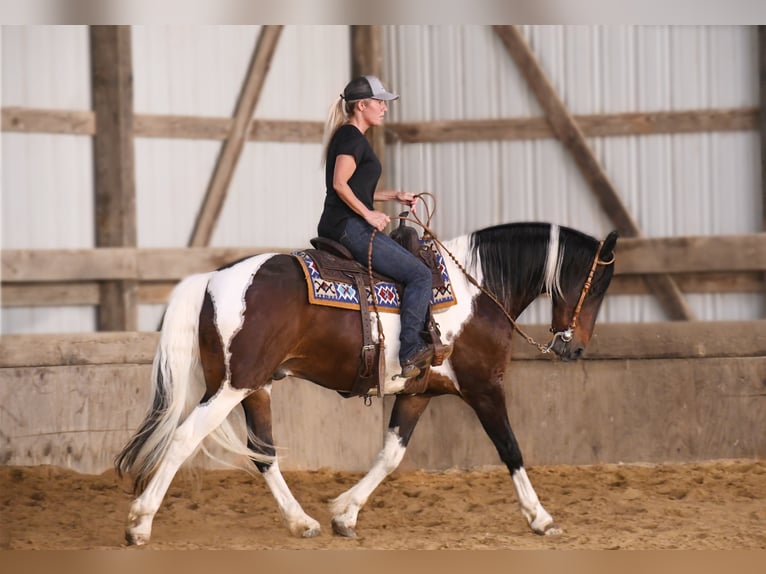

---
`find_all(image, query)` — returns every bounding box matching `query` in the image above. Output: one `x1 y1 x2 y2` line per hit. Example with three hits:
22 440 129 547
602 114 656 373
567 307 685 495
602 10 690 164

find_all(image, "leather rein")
366 193 615 355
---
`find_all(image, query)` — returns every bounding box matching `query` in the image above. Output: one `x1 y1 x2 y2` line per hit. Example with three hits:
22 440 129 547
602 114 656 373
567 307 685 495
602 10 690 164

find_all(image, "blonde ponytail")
321 96 359 166
321 97 346 166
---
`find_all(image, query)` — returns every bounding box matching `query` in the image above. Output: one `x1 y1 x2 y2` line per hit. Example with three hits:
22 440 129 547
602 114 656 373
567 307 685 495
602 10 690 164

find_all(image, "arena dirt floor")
1 459 764 550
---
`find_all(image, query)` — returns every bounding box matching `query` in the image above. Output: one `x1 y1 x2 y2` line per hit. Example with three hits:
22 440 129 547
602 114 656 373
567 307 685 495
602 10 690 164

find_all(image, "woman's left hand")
395 191 417 209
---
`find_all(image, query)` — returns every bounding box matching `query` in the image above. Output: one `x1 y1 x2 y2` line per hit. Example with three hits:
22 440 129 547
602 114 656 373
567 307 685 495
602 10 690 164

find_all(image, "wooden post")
89 25 137 331
350 25 393 206
759 26 766 233
494 25 695 320
188 25 283 247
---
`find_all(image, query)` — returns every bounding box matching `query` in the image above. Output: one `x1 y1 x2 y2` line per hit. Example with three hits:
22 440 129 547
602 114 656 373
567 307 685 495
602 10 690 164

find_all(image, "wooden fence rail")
2 234 764 307
1 322 764 368
2 106 759 143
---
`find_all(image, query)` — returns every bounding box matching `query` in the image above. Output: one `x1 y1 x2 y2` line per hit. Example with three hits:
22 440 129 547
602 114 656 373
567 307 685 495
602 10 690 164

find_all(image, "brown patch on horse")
222 255 368 393
199 289 226 399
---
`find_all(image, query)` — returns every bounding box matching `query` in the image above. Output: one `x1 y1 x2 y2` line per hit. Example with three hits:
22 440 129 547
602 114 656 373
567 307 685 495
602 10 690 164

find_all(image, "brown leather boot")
399 346 435 379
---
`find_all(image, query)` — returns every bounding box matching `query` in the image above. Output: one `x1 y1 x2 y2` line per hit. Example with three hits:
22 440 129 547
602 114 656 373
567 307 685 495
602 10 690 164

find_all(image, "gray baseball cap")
343 75 399 101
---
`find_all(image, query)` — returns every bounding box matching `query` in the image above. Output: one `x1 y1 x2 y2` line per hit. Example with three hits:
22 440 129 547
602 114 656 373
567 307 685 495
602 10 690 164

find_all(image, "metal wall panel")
131 25 349 329
1 26 96 333
1 26 762 333
382 25 763 323
2 25 350 332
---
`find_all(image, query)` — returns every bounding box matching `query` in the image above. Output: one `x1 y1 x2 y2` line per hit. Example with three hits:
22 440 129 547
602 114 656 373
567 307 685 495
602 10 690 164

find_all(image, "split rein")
365 193 615 355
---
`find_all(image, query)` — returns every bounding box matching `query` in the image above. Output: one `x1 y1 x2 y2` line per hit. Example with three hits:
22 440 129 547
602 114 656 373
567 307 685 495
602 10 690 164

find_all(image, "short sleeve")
332 126 365 164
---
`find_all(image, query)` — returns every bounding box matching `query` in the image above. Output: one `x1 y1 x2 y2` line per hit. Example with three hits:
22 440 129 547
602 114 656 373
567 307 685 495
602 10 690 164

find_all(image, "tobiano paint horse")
115 221 618 545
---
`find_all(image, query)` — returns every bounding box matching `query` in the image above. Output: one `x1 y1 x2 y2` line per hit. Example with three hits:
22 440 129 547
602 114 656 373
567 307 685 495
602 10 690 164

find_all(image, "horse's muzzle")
550 338 585 361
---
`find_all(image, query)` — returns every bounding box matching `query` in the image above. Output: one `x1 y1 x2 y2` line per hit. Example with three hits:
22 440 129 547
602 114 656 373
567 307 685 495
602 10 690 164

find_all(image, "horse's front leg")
330 393 431 537
242 386 321 538
461 381 562 536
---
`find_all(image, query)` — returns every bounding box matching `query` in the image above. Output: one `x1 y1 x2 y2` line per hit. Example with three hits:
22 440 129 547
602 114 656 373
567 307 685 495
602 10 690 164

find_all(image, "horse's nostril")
572 347 584 359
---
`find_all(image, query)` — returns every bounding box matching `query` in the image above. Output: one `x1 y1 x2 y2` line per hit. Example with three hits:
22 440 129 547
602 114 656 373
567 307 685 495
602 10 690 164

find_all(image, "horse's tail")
115 272 212 494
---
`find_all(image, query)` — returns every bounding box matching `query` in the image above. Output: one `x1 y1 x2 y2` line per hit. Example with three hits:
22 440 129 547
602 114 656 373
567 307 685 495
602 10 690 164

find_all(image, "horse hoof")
542 523 563 536
331 519 357 538
302 525 321 538
125 530 149 546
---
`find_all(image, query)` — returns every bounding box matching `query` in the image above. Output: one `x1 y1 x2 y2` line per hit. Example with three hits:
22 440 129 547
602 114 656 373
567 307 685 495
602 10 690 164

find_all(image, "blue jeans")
338 217 433 364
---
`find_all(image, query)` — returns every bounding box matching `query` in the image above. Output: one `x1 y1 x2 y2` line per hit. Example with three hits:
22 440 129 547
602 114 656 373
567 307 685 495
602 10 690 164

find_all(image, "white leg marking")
125 384 250 545
262 462 321 538
330 430 407 536
512 467 562 535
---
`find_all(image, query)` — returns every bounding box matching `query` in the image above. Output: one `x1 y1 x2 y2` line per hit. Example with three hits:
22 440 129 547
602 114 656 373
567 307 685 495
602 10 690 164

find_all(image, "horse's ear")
600 230 618 260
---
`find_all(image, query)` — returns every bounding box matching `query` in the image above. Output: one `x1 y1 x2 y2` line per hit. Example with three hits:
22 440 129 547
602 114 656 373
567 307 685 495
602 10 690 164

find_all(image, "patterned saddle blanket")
292 238 457 313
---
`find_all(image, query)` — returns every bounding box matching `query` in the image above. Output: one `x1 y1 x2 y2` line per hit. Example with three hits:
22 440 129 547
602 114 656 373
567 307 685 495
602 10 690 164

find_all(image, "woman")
317 75 436 379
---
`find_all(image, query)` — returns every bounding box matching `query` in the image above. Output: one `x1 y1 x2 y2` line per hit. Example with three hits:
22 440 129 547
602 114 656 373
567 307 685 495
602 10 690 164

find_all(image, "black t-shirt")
317 124 381 241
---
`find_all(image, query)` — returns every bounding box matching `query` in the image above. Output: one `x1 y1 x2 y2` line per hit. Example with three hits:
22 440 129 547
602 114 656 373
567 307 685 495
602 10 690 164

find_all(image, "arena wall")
1 322 763 474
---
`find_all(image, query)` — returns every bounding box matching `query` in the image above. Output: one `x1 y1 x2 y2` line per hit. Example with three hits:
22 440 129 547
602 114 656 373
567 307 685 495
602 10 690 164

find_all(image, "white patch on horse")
206 253 276 379
377 234 482 395
262 460 321 537
330 429 406 532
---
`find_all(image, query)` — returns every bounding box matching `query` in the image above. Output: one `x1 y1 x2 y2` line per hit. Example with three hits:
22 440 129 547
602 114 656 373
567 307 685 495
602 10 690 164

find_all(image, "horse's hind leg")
330 394 431 537
241 387 321 538
125 384 250 546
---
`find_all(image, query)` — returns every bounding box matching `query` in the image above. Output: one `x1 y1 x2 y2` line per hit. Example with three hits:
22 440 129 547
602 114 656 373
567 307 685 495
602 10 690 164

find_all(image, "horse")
115 221 618 545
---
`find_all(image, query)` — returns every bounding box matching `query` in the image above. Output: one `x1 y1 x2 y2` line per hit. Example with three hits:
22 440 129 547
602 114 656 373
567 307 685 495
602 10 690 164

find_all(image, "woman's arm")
374 189 417 208
333 155 390 231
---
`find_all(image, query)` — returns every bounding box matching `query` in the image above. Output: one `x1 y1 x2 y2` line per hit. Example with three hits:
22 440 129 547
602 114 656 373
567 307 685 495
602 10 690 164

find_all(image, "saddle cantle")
292 221 456 398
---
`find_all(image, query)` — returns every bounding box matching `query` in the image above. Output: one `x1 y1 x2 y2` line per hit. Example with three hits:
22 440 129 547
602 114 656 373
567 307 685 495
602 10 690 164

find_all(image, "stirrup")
393 346 434 380
394 363 424 380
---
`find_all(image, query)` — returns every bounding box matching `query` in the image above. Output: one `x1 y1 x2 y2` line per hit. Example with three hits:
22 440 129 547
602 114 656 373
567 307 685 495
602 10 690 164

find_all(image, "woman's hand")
365 210 391 232
395 191 417 208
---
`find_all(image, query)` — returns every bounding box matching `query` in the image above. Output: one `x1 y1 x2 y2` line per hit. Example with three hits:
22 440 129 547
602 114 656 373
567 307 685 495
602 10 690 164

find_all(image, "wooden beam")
4 272 764 308
493 25 695 321
385 109 759 143
188 25 283 247
1 246 287 283
2 107 96 134
3 106 758 142
135 115 324 142
89 25 137 331
2 234 765 290
613 234 766 274
609 273 765 296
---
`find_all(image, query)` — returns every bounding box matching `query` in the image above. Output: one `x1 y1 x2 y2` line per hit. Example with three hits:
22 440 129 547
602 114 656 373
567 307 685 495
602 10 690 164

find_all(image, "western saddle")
307 217 450 398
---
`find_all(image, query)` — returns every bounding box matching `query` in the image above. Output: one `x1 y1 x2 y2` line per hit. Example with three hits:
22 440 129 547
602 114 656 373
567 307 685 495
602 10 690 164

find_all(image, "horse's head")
547 230 618 361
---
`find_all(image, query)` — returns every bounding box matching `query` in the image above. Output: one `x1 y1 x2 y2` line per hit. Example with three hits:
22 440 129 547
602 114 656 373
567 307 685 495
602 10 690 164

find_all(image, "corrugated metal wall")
382 25 762 323
2 25 763 333
2 25 96 333
130 25 349 328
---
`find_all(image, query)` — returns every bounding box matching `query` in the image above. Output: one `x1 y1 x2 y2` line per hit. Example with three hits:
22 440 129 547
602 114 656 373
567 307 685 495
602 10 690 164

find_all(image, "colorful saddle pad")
292 239 457 313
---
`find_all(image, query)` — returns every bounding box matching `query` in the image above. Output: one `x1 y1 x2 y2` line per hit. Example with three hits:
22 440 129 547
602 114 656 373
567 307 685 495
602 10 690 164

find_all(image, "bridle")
366 193 616 356
544 241 615 352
